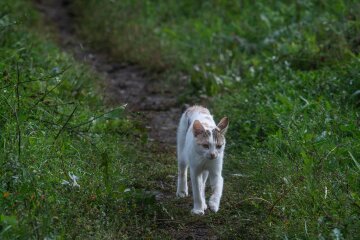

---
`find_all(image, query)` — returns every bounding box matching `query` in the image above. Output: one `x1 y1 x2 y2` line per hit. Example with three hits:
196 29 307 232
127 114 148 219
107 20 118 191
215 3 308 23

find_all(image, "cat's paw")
202 203 208 211
208 200 219 212
191 208 205 215
176 190 188 198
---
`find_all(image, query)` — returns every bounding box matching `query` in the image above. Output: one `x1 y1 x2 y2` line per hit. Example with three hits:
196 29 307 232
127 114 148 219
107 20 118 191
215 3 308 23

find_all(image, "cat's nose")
210 153 216 159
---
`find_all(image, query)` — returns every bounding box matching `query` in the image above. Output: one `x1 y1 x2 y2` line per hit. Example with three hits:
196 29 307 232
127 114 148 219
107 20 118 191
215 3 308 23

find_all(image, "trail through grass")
1 0 360 239
0 1 173 238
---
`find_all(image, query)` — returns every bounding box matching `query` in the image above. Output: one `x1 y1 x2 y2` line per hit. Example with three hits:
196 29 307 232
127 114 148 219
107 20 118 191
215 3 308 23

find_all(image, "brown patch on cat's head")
195 129 211 145
193 120 211 145
212 128 225 146
193 120 205 137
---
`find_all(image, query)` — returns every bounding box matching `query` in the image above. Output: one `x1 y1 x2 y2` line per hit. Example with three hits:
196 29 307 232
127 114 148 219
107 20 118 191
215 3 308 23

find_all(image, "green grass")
1 0 360 239
72 0 360 238
0 1 174 238
74 0 360 95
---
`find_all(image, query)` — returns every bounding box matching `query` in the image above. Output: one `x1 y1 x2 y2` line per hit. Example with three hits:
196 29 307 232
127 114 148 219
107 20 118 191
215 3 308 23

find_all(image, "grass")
0 1 174 238
1 0 359 239
73 0 360 94
72 0 360 239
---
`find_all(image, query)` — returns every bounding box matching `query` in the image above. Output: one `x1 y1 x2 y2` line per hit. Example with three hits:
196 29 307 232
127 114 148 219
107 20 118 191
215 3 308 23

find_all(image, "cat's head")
192 117 229 160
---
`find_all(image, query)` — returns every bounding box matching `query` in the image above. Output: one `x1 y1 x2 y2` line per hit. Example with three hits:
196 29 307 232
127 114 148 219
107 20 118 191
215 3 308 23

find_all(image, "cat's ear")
193 120 205 137
217 117 229 135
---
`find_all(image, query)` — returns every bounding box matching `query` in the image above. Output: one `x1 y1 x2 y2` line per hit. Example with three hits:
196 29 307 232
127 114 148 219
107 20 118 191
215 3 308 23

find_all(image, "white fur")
176 106 228 215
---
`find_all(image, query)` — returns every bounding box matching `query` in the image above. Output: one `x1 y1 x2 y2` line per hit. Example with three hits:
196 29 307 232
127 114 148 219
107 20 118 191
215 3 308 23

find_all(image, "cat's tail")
177 111 189 159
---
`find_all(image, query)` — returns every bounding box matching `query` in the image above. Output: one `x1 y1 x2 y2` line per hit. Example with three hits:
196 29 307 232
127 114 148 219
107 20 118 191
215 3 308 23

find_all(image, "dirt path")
34 1 217 239
35 0 182 146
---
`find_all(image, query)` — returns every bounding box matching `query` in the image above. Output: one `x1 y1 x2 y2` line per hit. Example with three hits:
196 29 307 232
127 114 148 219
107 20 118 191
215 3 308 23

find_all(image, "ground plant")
1 0 359 239
74 0 360 238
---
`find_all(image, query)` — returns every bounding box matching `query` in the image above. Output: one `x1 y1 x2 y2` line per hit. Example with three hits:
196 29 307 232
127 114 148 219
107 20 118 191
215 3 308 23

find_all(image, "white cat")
176 105 229 215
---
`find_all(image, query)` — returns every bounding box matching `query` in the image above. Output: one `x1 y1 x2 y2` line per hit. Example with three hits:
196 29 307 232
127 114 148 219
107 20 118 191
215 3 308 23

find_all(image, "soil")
34 0 216 239
34 0 183 146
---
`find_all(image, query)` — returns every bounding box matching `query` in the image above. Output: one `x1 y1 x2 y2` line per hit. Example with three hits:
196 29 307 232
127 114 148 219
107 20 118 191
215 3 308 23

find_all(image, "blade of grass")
54 105 78 140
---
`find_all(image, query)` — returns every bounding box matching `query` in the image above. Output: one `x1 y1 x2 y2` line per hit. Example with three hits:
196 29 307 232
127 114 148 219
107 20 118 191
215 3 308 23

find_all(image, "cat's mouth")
207 154 217 160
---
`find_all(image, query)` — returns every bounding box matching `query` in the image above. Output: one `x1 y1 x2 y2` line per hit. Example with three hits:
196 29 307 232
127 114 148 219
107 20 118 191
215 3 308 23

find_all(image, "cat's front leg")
208 174 223 213
190 170 206 215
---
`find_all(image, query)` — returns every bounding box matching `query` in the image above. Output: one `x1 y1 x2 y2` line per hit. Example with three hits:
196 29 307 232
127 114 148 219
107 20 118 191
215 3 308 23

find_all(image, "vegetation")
0 1 168 238
74 0 360 94
74 0 360 238
1 0 359 239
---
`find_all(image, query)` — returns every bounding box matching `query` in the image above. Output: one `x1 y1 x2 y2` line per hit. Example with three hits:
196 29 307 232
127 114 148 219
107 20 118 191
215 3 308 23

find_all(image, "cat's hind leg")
176 156 188 197
176 112 188 198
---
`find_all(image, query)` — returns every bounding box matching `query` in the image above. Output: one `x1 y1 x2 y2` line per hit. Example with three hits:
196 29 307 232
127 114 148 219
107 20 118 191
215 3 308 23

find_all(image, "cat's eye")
216 145 222 149
202 144 209 149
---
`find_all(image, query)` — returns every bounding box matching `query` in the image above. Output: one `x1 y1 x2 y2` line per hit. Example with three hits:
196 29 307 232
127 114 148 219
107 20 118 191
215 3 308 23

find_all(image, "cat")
176 105 229 215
